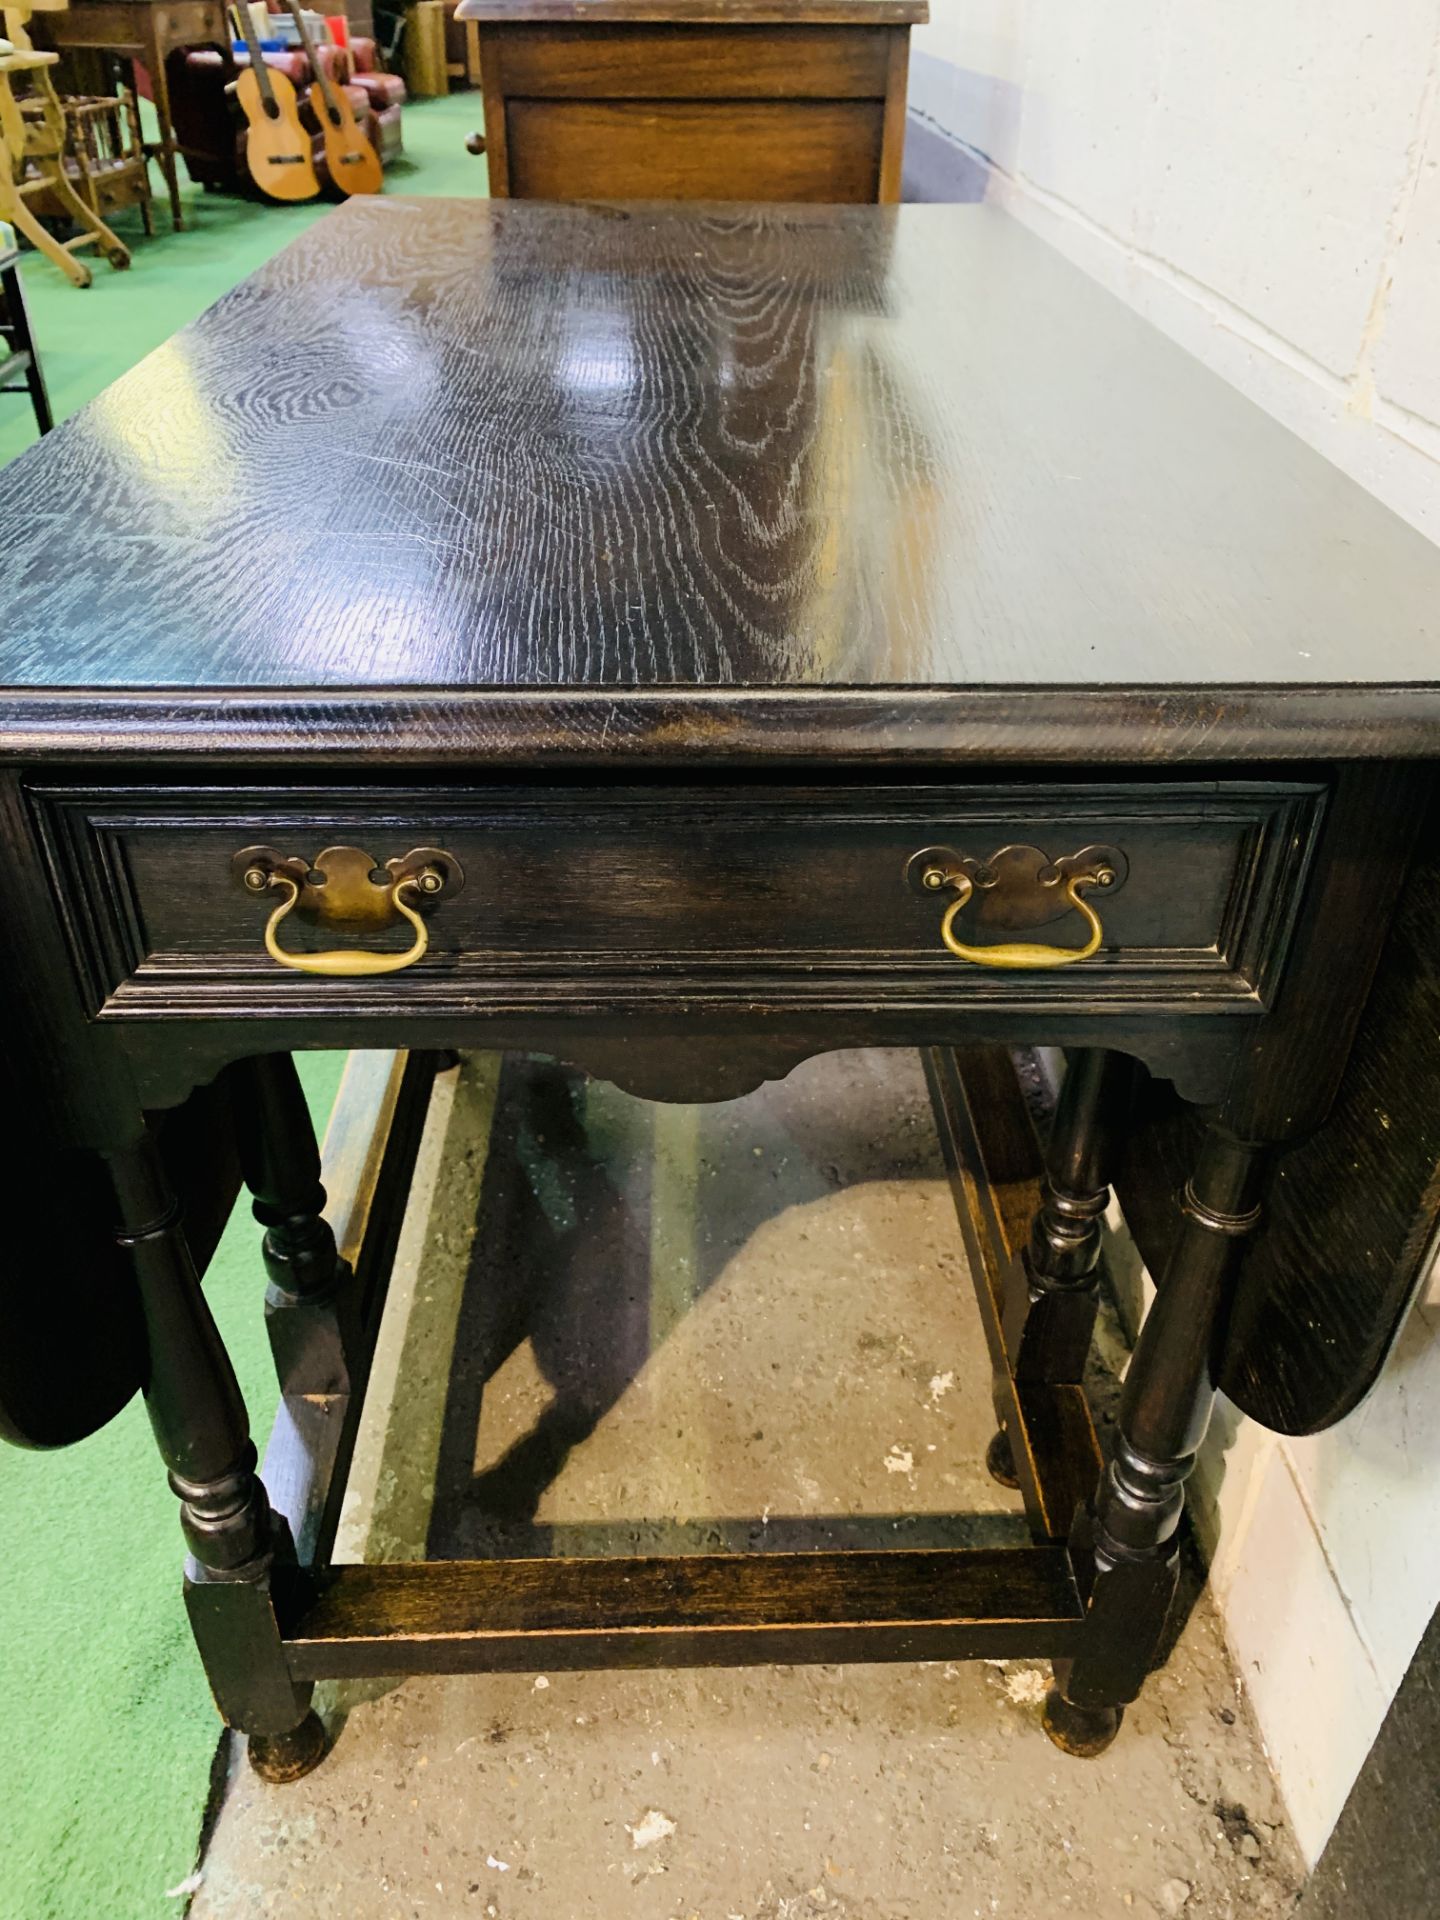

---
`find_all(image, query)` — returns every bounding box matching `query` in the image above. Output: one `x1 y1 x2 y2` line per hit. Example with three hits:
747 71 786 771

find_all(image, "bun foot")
248 1708 330 1783
985 1427 1020 1490
1041 1689 1123 1758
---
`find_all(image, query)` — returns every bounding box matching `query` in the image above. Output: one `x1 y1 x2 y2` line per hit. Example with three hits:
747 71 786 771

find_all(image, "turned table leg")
1040 764 1425 1753
1044 1123 1268 1755
231 1052 357 1398
108 1126 327 1780
988 1047 1135 1488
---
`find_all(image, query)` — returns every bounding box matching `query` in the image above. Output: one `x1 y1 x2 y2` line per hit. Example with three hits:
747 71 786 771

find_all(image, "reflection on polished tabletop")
3 198 1440 716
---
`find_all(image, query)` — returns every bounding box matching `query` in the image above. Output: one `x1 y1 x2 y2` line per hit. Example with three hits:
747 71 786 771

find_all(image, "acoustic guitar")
232 4 319 202
282 0 383 197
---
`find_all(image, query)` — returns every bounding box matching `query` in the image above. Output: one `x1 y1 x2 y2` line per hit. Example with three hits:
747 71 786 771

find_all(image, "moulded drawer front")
490 25 896 100
32 779 1325 1019
505 99 885 204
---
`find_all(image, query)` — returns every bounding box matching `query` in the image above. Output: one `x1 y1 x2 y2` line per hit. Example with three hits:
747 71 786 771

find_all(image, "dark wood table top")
3 197 1438 765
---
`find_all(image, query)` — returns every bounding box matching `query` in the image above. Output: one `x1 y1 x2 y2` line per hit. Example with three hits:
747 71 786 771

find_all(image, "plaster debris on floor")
190 1050 1304 1919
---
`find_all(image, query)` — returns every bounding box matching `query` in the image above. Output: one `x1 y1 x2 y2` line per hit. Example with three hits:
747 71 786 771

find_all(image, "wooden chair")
48 87 155 237
0 2 130 286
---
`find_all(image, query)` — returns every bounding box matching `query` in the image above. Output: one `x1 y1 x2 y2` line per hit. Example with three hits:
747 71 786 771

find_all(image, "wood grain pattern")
7 687 1440 768
2 200 1439 736
277 1547 1085 1678
506 97 884 201
488 22 893 94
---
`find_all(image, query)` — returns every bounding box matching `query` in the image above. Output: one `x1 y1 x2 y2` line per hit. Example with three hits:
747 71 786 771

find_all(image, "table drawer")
506 99 885 204
489 25 895 100
34 779 1324 1020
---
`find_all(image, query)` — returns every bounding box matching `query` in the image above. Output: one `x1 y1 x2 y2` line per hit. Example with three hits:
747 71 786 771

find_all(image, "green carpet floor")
1 91 485 465
0 93 484 1920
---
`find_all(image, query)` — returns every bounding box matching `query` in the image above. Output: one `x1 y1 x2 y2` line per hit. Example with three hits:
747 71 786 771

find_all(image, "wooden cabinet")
456 0 928 203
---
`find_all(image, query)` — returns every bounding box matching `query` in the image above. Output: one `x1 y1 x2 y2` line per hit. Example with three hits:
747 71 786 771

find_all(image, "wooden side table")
39 0 231 231
456 0 928 203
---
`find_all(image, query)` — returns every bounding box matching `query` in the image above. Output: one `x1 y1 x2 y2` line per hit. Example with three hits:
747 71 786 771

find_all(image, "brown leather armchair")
349 35 407 153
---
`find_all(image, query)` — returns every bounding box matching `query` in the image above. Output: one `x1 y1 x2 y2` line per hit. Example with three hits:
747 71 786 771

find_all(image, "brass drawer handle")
938 869 1103 969
260 871 430 977
233 844 464 978
907 843 1127 971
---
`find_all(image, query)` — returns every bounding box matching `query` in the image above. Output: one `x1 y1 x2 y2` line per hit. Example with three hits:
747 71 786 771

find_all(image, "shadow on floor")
426 1049 1028 1559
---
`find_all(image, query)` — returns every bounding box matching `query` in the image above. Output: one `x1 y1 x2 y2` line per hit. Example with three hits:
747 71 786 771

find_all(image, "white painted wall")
910 1 1440 542
905 0 1440 1864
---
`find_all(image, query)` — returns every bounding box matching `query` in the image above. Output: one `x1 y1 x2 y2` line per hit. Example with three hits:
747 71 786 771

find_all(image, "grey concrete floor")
192 1051 1303 1920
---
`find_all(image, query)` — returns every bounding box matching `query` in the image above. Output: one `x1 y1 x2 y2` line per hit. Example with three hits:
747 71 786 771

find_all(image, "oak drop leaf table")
2 198 1438 1779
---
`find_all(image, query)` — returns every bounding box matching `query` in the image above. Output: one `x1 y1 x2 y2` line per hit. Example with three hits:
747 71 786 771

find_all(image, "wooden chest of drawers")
457 0 928 203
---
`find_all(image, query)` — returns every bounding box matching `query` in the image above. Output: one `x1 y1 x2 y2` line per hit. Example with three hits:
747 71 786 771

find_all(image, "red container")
326 11 349 47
